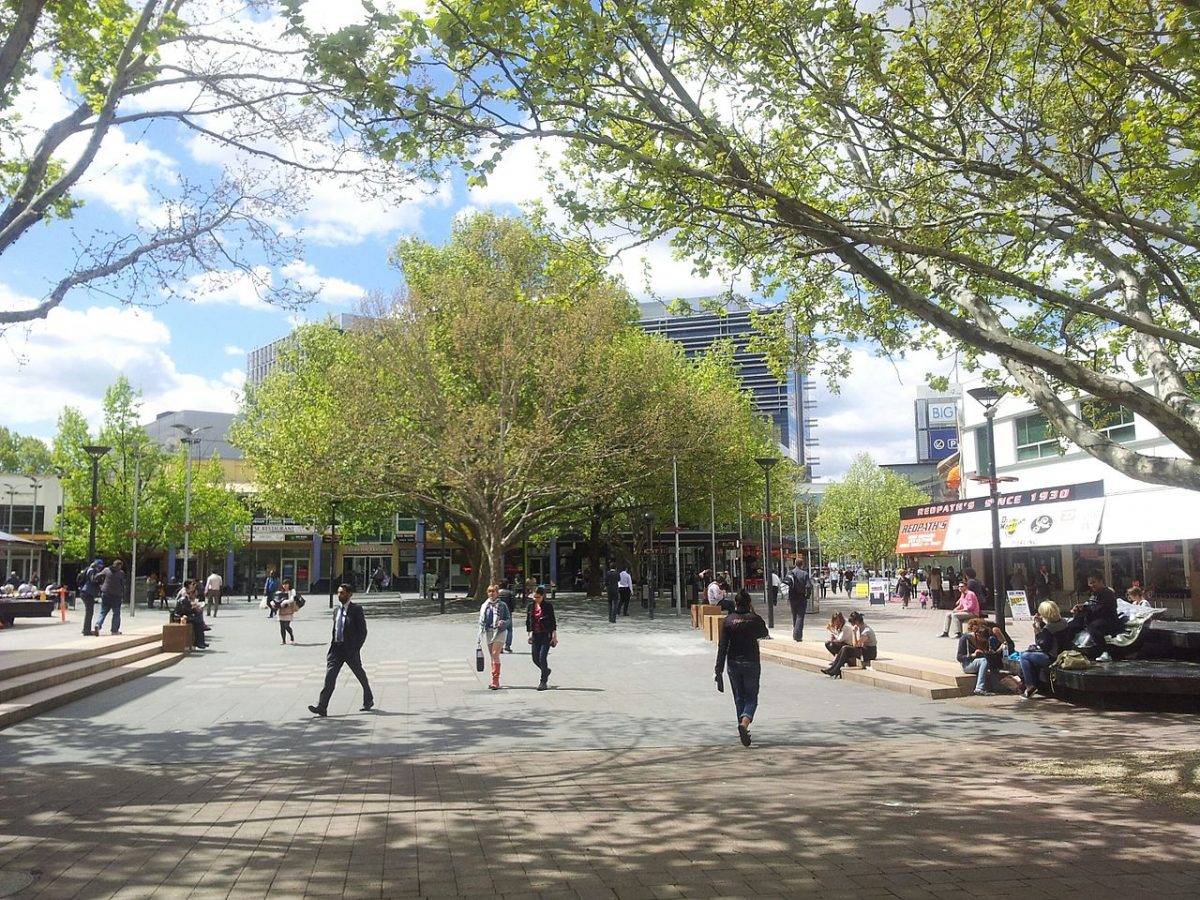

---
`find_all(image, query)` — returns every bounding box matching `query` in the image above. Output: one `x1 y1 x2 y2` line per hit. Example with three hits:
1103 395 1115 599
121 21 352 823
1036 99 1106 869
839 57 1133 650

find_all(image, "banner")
896 481 1104 553
1007 590 1033 621
868 577 889 605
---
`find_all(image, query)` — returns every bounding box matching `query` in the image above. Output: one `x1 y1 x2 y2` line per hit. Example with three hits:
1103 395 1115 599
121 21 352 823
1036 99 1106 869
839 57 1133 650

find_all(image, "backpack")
788 569 811 603
76 569 90 590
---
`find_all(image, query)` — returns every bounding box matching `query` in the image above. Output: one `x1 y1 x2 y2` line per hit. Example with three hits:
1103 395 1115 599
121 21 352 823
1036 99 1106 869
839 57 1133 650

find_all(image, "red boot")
489 661 501 690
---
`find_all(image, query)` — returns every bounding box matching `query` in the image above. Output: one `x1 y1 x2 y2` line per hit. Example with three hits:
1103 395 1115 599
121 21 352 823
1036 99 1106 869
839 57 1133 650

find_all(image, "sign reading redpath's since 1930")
895 481 1105 553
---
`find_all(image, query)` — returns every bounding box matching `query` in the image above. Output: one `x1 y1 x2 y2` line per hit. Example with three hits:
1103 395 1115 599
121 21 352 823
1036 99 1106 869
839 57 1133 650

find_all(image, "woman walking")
276 577 304 644
714 590 770 747
477 584 512 690
525 585 558 690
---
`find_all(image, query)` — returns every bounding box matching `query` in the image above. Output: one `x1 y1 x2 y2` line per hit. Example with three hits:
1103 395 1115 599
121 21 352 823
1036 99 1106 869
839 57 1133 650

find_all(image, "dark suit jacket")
331 601 368 651
604 569 620 592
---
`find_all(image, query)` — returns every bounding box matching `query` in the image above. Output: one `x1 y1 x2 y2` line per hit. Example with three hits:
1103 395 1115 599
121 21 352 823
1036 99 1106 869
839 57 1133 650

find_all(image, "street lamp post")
128 453 142 618
328 501 339 609
82 445 112 564
967 387 1012 632
52 467 67 588
644 512 655 620
4 485 17 576
436 484 450 613
755 457 780 628
171 424 208 583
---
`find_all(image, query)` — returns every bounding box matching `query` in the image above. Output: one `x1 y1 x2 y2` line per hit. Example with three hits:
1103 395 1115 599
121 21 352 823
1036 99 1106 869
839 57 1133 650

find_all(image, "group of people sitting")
170 579 212 649
821 611 877 677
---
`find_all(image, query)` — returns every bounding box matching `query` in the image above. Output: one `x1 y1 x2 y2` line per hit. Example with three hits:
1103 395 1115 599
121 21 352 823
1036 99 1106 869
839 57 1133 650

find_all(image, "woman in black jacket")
715 590 770 747
525 585 558 690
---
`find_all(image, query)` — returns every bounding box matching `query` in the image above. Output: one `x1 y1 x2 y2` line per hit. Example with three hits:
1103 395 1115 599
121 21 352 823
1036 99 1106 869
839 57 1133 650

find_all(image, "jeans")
791 610 806 641
962 656 990 691
205 590 220 616
94 596 121 633
727 660 761 723
1019 650 1051 690
81 596 97 635
531 635 552 683
608 589 619 623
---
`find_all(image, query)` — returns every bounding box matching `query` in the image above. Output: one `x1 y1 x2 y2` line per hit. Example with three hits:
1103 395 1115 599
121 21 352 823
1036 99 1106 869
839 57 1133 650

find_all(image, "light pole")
55 476 67 588
171 424 208 583
82 445 111 564
967 387 1014 632
435 484 450 613
4 484 17 576
128 453 143 618
644 511 655 620
328 500 339 609
673 458 683 614
756 457 779 628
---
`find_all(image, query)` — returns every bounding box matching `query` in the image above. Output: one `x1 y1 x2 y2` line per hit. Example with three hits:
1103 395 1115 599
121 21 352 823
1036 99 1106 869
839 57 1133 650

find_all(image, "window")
973 424 992 474
1015 413 1061 461
1081 399 1136 443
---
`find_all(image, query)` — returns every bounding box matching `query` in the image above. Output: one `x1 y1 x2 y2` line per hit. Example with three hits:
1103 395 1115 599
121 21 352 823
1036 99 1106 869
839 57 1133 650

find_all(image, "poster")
1007 590 1033 621
868 577 889 605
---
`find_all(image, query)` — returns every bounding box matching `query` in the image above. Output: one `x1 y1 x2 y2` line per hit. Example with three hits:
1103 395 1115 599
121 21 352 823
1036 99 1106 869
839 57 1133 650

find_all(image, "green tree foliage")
0 0 402 326
815 454 929 569
0 427 51 474
293 0 1200 490
236 212 785 595
152 450 250 577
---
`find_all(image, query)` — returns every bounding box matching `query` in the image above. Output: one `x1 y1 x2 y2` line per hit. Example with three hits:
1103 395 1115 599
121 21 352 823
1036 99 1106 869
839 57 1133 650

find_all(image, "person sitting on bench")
171 580 207 649
1066 572 1123 661
822 611 877 678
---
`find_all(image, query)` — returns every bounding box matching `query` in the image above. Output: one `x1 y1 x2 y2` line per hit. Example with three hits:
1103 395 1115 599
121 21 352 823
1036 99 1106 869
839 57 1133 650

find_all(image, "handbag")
475 644 485 672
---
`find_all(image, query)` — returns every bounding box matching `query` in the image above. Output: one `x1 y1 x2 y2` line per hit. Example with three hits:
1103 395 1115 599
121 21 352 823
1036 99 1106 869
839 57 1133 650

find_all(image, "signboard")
1007 590 1033 621
868 577 889 605
927 427 959 461
896 481 1105 553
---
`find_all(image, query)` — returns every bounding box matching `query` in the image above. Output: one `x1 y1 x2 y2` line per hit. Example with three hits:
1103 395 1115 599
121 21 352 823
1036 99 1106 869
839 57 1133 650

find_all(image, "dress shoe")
360 702 374 711
307 705 327 717
536 682 547 691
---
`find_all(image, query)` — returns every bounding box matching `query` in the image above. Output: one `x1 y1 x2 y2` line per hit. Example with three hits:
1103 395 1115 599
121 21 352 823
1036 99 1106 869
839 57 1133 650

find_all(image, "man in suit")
309 583 374 716
604 564 620 623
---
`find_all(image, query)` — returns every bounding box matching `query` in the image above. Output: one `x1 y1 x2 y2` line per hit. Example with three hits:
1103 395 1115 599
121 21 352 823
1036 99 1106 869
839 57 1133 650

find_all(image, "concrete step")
840 667 964 700
0 642 165 704
759 644 829 674
0 651 184 731
0 631 162 681
871 658 976 691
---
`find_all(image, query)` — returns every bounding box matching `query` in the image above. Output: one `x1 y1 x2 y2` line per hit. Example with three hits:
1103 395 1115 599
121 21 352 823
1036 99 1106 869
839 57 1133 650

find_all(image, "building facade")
638 302 815 473
0 473 64 584
953 381 1200 618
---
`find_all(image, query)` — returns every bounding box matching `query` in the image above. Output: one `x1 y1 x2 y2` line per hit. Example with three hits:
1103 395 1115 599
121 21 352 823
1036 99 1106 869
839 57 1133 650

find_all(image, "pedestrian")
308 583 374 716
604 564 620 623
276 577 304 644
786 558 811 642
204 569 223 617
714 589 769 747
77 558 104 636
477 583 511 690
264 568 279 618
145 571 159 609
367 564 386 594
525 585 558 690
92 559 126 636
817 568 828 600
896 570 912 608
618 566 633 616
500 587 517 653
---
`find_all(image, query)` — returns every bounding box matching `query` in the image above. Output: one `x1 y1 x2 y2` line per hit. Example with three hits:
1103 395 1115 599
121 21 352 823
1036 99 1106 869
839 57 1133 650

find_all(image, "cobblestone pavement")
0 596 1197 898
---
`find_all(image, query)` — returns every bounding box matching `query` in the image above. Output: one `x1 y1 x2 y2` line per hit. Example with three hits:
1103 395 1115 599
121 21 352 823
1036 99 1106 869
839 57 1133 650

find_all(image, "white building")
0 473 65 583
956 380 1199 617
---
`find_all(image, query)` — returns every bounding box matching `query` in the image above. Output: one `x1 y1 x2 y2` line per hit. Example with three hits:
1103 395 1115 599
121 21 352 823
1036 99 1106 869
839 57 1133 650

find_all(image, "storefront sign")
897 481 1105 552
868 577 889 605
1007 590 1033 621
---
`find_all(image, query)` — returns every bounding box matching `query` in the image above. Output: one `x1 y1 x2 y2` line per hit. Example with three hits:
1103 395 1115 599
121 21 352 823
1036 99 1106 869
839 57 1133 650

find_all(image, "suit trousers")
617 586 631 616
317 642 373 711
607 589 619 623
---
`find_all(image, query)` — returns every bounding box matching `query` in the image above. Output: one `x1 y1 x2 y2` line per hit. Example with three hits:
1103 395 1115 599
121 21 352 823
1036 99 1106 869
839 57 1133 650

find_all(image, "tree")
0 427 51 474
815 454 929 569
294 0 1200 490
153 450 249 577
0 0 403 326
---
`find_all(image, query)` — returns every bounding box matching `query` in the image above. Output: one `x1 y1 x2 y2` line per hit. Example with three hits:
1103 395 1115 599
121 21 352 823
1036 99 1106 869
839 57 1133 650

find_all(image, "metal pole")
247 518 254 602
763 467 774 628
440 512 447 613
709 477 716 576
673 458 682 614
805 503 814 568
129 455 140 618
182 444 193 583
646 515 655 620
328 503 338 609
987 410 1005 631
56 483 66 588
737 497 744 591
87 459 101 561
793 500 799 564
5 486 15 575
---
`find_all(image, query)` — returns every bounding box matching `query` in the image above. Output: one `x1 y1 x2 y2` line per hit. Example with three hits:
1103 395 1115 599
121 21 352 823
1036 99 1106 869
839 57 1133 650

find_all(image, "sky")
0 0 961 480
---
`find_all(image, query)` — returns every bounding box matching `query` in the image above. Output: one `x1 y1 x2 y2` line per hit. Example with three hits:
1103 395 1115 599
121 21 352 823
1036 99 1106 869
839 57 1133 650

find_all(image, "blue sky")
0 0 952 479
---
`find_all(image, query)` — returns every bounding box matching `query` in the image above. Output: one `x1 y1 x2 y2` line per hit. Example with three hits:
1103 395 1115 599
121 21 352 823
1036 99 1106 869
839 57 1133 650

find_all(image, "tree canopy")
0 427 51 474
815 454 929 568
0 0 403 326
292 0 1200 490
235 212 786 595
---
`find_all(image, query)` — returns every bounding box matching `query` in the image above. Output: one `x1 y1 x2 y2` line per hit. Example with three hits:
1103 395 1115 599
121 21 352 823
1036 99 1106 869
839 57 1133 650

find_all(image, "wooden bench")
0 598 55 627
691 604 722 628
703 613 726 642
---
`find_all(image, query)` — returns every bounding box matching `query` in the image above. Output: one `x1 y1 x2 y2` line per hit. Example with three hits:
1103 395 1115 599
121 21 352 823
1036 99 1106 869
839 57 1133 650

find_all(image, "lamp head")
82 444 112 460
967 386 1003 411
755 457 780 472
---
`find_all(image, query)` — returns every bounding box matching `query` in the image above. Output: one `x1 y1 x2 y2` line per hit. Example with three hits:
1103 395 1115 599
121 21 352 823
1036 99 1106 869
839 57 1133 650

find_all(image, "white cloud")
468 138 566 209
813 347 959 479
182 267 275 310
279 260 366 304
609 238 749 301
0 303 240 433
224 345 246 356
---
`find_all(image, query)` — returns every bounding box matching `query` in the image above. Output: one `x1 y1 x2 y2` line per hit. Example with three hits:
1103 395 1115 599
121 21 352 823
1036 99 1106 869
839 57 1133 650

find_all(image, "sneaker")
1022 687 1038 699
974 689 995 697
1096 652 1112 662
938 633 949 638
536 683 547 691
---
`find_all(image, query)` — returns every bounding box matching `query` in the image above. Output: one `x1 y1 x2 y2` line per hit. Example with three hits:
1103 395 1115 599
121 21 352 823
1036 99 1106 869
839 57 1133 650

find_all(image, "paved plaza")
1 595 1198 898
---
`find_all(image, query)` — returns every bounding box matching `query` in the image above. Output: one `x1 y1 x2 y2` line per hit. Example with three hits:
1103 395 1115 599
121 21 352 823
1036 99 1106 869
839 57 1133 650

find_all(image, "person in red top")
525 585 558 690
939 580 980 638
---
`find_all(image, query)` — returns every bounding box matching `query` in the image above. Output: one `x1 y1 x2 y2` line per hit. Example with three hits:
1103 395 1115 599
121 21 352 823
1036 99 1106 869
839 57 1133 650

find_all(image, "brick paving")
0 595 1197 898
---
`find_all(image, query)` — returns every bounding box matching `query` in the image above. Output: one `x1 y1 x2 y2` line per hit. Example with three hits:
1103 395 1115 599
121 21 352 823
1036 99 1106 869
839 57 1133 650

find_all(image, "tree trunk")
585 509 606 597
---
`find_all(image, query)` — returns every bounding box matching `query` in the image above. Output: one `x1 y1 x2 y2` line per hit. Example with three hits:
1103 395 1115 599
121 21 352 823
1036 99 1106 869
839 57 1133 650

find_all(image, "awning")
0 530 37 547
1098 488 1200 544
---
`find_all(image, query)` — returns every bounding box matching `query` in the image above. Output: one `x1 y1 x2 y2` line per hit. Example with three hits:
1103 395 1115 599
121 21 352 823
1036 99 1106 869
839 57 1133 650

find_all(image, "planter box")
162 623 193 652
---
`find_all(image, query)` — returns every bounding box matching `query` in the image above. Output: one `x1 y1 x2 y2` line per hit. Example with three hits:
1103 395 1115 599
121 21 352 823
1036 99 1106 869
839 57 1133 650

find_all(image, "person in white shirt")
707 576 727 610
204 571 223 617
617 567 633 616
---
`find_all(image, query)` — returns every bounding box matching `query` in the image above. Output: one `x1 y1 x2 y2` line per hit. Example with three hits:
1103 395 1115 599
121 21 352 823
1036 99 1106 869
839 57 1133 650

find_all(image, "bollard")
59 587 67 622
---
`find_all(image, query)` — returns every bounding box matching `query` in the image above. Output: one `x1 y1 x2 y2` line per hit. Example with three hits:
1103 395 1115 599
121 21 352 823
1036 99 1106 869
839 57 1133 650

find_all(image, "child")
919 590 929 610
